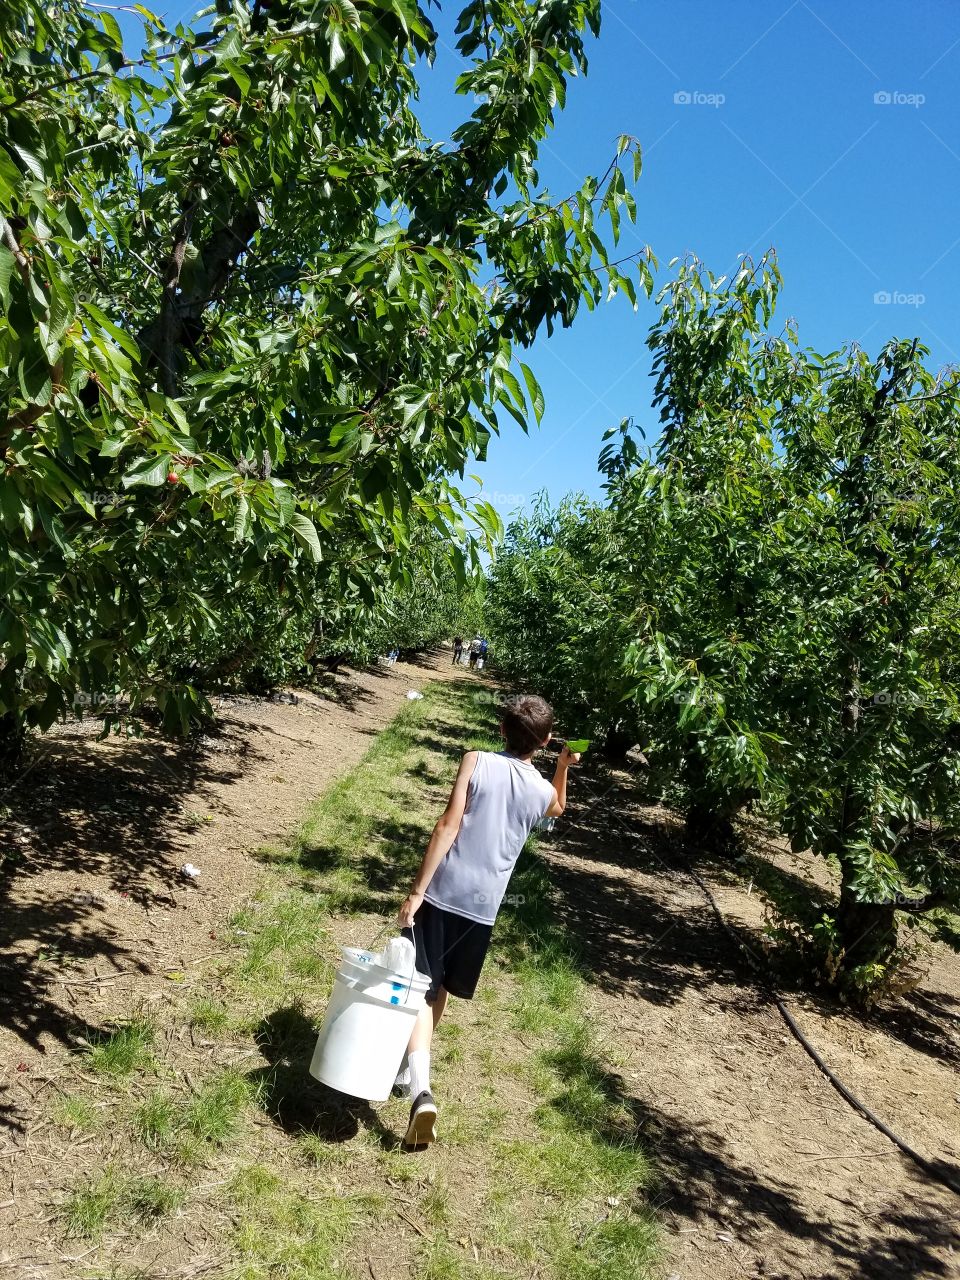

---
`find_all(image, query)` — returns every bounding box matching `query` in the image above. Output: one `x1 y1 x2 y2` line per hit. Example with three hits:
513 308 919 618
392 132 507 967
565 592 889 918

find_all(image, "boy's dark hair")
500 694 554 756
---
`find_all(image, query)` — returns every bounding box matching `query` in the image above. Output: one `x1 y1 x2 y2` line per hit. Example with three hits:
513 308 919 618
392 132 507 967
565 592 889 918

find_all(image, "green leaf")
0 148 23 201
212 28 242 62
290 512 322 562
12 145 44 182
329 28 346 71
122 456 170 488
519 363 545 424
233 495 250 541
81 301 141 361
501 368 525 412
18 356 52 406
0 245 15 309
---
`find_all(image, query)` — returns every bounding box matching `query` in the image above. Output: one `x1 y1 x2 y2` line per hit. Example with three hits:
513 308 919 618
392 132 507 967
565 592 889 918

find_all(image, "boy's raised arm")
397 750 478 927
544 743 580 817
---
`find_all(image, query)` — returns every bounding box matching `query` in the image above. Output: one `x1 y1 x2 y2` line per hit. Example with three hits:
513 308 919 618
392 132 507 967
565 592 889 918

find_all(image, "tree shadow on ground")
0 1083 24 1135
356 823 423 887
545 759 960 1070
0 732 243 1059
409 760 447 788
399 648 448 671
929 909 960 952
546 1032 959 1279
0 700 305 1068
869 985 960 1067
535 757 960 1276
0 663 463 1066
249 1004 399 1148
289 822 430 918
523 784 763 1010
693 824 960 1070
721 848 835 930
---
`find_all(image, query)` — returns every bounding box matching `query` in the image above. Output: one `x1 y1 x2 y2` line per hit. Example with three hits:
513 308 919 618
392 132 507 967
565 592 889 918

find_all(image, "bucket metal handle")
402 920 417 1005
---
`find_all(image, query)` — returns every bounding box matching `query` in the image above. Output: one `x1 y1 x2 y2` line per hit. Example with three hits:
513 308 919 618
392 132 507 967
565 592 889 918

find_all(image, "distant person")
452 637 464 665
467 636 482 668
477 637 489 670
395 696 581 1148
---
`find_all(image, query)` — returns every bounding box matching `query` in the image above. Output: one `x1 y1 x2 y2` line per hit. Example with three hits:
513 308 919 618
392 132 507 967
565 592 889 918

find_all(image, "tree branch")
137 202 260 389
0 214 30 283
3 45 213 113
157 202 196 396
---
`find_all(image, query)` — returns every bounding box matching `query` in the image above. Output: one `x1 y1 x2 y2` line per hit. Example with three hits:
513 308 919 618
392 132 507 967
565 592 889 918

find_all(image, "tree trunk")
600 726 636 761
0 712 24 775
685 795 748 852
682 746 746 852
835 860 898 969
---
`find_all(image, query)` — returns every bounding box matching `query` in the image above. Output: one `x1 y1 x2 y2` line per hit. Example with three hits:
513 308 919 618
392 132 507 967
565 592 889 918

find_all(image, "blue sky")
131 1 960 518
413 0 960 519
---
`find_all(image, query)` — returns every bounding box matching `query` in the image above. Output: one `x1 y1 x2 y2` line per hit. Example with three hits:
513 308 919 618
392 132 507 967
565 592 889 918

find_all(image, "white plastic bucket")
310 944 430 1101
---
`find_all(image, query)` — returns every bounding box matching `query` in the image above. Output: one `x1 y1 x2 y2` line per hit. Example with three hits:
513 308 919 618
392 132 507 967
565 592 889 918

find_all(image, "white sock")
408 1049 431 1100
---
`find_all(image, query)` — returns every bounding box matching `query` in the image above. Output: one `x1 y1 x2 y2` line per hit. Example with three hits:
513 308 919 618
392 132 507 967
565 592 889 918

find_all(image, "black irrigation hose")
685 862 960 1200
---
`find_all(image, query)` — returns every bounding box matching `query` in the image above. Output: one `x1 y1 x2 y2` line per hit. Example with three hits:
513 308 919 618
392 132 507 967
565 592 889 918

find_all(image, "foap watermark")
485 490 527 509
473 891 525 907
876 892 926 908
80 490 126 507
674 90 725 108
472 90 527 110
672 688 724 707
874 290 925 307
869 690 924 708
873 90 925 108
72 690 122 710
472 689 509 708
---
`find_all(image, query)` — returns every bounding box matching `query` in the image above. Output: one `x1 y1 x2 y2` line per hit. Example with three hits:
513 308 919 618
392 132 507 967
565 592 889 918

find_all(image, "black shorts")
403 900 493 1002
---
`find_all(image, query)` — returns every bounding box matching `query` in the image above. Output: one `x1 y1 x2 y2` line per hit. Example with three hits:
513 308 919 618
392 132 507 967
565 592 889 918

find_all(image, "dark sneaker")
403 1090 437 1148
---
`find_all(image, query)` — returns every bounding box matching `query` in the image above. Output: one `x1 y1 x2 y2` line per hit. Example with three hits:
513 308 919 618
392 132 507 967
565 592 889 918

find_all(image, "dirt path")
0 652 456 1133
2 668 654 1280
540 764 960 1280
3 667 959 1279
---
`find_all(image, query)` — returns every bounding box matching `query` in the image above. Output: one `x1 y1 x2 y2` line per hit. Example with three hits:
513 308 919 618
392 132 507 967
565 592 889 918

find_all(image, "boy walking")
396 695 580 1148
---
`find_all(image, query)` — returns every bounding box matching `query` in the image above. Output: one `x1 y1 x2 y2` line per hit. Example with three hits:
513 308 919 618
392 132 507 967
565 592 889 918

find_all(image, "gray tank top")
423 750 556 925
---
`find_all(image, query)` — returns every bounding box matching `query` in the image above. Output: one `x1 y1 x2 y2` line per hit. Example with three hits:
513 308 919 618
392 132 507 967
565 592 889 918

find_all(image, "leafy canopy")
487 253 960 985
0 0 652 733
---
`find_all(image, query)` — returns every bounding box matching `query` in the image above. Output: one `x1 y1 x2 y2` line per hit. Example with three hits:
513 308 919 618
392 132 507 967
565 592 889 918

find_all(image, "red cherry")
167 472 179 484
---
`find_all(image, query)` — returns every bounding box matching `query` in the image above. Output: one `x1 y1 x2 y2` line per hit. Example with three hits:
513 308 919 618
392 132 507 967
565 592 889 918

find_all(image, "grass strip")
52 675 659 1279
